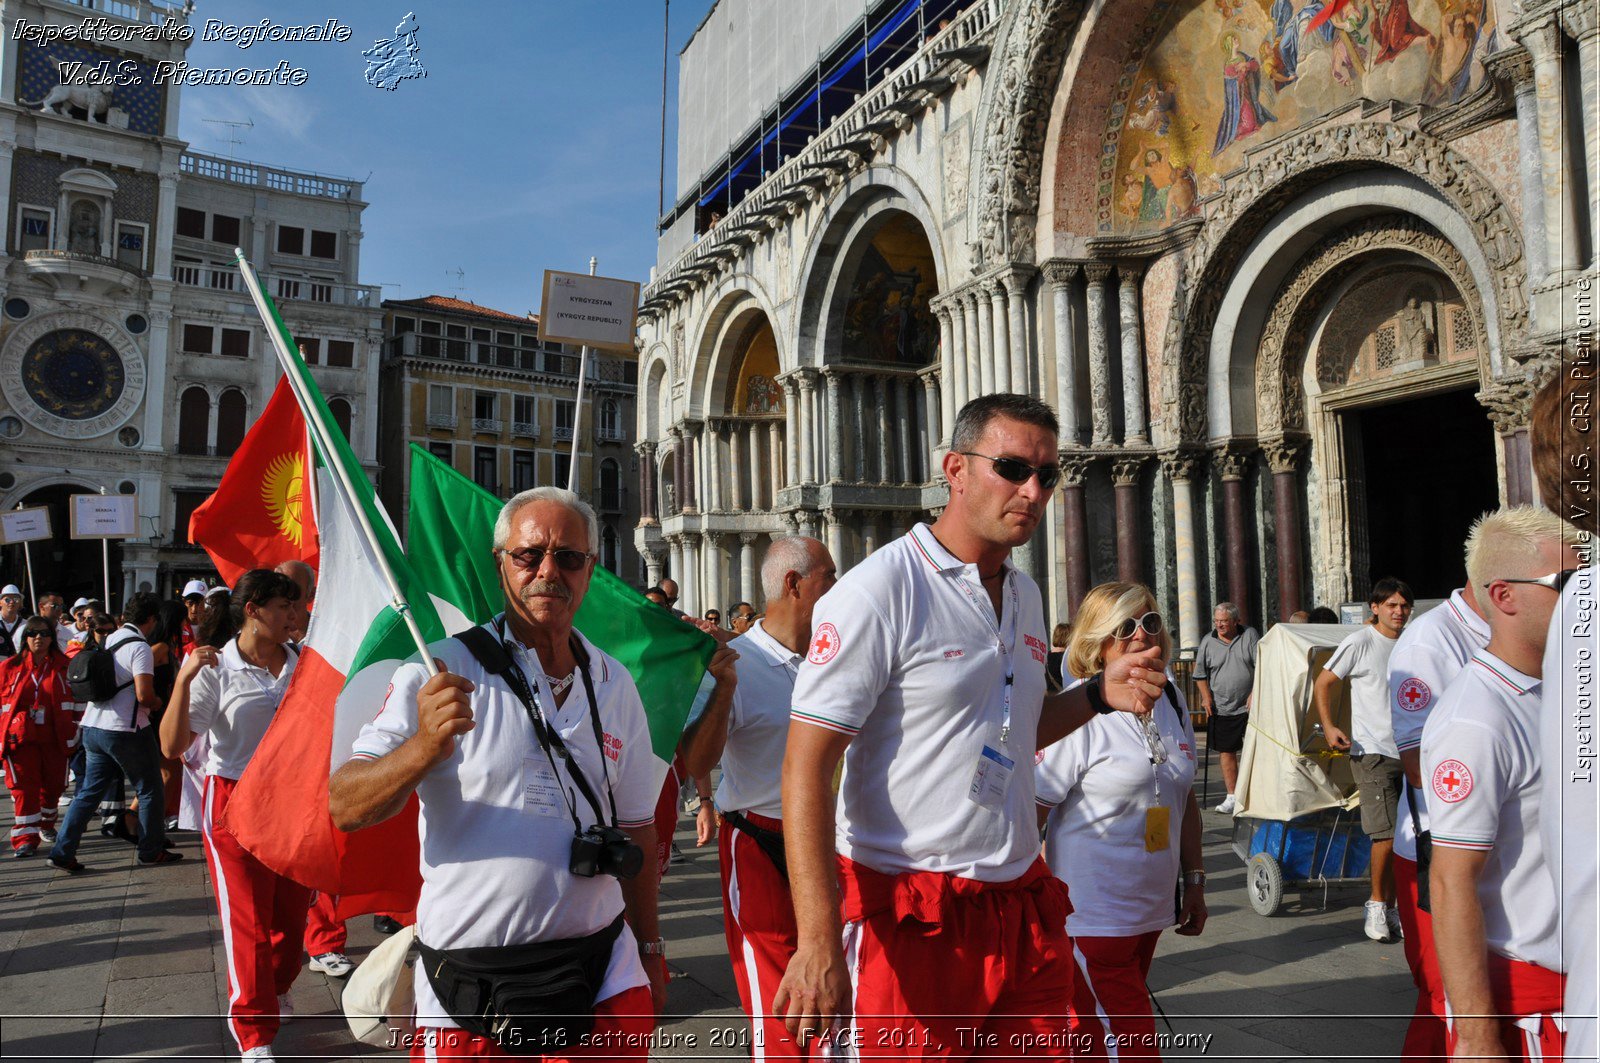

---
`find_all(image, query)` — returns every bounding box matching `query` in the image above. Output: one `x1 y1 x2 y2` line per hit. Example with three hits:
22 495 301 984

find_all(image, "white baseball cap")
71 597 91 612
205 585 228 599
182 579 209 599
0 584 20 599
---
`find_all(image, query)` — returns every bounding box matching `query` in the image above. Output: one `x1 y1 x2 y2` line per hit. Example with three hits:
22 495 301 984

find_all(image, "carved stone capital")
823 507 841 526
1560 3 1599 42
998 264 1037 295
1083 262 1115 285
1484 45 1535 90
1042 260 1080 288
739 532 760 546
1058 450 1096 486
1517 15 1564 61
1158 449 1205 484
704 531 723 548
1117 261 1145 290
1213 445 1255 482
681 532 702 547
1477 379 1535 433
1261 437 1308 475
1110 454 1148 487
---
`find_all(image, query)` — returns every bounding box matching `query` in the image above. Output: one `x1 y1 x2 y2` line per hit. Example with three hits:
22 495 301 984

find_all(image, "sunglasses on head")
499 546 592 573
1112 612 1163 641
959 452 1062 491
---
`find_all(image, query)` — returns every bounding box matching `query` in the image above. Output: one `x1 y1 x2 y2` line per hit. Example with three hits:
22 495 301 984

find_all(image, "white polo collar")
743 619 802 669
220 638 298 677
907 522 1015 577
1446 588 1491 642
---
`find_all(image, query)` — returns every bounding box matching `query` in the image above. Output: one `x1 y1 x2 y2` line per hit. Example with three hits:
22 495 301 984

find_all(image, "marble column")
682 533 701 616
1060 455 1093 618
1161 450 1205 650
683 422 700 511
921 372 940 480
1117 263 1149 445
768 421 784 503
1217 447 1253 626
852 374 869 482
1003 269 1032 395
1045 262 1081 445
644 545 665 589
638 443 658 521
783 377 800 486
729 420 746 511
974 290 996 396
1562 5 1600 264
1084 264 1115 447
875 376 893 482
935 302 956 446
896 377 915 483
1111 456 1146 584
824 509 845 574
989 279 1011 393
700 421 719 512
704 532 724 613
747 422 765 509
798 509 820 540
825 370 844 483
948 297 970 416
1492 47 1548 289
667 535 683 592
670 428 685 514
863 515 882 556
1525 17 1582 275
962 290 983 400
798 373 817 484
739 534 759 604
1265 438 1307 622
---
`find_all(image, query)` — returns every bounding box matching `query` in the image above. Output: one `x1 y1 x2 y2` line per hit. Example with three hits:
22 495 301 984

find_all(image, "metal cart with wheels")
1230 807 1372 915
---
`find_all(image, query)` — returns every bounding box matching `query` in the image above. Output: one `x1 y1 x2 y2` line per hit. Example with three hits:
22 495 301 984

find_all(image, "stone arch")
690 282 783 418
0 474 99 511
640 344 670 440
794 172 947 369
1160 122 1526 444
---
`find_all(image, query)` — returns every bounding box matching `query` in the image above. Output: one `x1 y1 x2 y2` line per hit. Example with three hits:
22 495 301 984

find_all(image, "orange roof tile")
384 295 537 326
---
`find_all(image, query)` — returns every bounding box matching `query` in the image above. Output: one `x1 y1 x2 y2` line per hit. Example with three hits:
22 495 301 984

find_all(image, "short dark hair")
950 394 1059 454
198 569 300 648
1307 606 1339 623
124 591 162 626
1368 577 1414 607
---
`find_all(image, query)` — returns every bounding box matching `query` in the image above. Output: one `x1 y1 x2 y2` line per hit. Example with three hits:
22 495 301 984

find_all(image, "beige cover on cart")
1233 623 1362 822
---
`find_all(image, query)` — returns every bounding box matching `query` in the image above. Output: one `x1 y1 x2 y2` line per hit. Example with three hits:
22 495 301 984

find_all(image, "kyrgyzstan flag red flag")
188 377 318 586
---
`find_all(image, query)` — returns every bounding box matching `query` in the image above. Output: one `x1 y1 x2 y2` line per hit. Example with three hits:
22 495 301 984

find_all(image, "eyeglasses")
1493 569 1579 593
498 547 593 573
959 452 1062 491
23 629 50 640
1112 612 1164 641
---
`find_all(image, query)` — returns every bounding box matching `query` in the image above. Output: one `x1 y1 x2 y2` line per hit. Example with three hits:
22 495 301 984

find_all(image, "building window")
297 337 321 364
599 399 622 441
173 255 201 286
428 441 453 464
474 391 497 421
427 385 453 421
513 395 535 432
326 339 355 368
176 207 206 239
173 489 211 544
177 386 210 455
601 524 620 575
554 452 572 488
216 389 247 456
474 446 498 492
115 222 146 270
599 458 622 511
394 316 416 335
310 230 337 259
17 206 51 252
220 328 251 358
329 397 353 441
211 214 241 246
182 324 213 354
277 225 305 255
555 399 575 439
420 319 441 335
513 450 536 493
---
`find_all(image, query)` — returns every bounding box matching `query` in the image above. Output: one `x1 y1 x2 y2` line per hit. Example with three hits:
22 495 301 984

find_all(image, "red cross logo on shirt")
808 622 841 665
1398 678 1432 712
1431 758 1474 803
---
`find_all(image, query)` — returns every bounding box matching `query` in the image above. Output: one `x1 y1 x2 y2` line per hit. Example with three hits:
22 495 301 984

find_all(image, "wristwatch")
1183 870 1207 887
639 937 667 957
1085 676 1115 715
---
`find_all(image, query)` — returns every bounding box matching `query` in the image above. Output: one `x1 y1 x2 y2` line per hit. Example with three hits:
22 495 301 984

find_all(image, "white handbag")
342 923 418 1048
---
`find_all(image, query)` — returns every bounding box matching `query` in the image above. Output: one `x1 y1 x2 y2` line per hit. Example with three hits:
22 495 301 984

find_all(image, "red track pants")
408 985 654 1060
201 775 311 1052
1066 931 1163 1061
718 811 808 1060
836 856 1077 1060
1444 953 1566 1063
1393 856 1447 1063
304 890 347 955
4 741 65 848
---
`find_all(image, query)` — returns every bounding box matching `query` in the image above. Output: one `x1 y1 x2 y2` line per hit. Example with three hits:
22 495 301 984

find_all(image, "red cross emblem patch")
1398 678 1432 712
1432 759 1473 803
808 622 841 665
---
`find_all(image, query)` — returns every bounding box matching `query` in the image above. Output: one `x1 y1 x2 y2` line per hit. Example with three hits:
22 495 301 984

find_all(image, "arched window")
601 524 620 574
329 397 353 441
215 389 247 457
599 458 621 511
600 399 621 441
177 386 209 455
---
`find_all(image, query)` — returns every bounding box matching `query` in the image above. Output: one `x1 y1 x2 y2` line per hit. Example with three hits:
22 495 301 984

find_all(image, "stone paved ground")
0 759 1415 1062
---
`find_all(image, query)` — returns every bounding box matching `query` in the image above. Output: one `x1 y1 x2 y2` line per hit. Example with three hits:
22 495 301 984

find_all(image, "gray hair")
761 536 824 600
1213 602 1240 620
494 487 600 554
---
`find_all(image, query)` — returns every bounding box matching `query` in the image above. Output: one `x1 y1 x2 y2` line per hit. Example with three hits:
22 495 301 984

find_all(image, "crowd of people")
2 381 1593 1063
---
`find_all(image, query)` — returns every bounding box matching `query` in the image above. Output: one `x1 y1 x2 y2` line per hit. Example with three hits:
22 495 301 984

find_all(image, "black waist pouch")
1406 784 1432 913
417 914 624 1056
723 809 789 882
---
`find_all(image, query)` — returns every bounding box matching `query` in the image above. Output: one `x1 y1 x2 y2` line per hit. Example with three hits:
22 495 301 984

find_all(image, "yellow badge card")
1144 806 1170 852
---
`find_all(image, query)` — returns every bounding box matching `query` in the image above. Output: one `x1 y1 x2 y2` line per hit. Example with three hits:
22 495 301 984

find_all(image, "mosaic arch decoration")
1100 0 1501 234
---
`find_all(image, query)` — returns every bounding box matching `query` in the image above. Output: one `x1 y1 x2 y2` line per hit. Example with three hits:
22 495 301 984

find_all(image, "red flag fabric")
188 377 318 586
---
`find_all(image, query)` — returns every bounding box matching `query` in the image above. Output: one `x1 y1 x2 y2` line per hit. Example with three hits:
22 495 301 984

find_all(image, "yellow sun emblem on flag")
261 451 306 547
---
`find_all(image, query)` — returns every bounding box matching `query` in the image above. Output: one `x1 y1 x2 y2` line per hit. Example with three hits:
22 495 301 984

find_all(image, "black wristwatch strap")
1085 675 1116 715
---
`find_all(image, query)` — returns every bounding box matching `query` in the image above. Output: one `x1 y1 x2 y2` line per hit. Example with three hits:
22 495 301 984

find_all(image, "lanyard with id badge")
954 568 1021 812
1127 711 1171 852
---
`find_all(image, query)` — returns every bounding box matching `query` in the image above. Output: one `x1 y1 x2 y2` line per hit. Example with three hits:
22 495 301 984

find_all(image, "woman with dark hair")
149 599 189 828
162 569 305 1059
0 618 75 855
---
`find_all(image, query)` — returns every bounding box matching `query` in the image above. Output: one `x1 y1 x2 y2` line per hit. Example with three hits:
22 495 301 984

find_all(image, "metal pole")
566 257 597 494
233 249 439 678
100 486 110 610
21 540 36 615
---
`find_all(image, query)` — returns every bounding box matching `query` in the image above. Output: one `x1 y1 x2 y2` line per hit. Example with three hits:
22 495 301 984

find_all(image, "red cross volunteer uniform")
1036 682 1196 1061
187 640 308 1054
349 621 661 1060
789 523 1072 1058
1422 651 1563 1062
716 620 805 1060
1387 590 1488 1062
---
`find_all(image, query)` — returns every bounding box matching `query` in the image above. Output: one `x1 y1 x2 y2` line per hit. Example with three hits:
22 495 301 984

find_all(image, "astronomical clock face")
1 313 146 438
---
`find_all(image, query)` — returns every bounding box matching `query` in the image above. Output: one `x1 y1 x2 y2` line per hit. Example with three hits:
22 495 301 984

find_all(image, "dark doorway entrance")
1344 387 1498 601
0 484 121 610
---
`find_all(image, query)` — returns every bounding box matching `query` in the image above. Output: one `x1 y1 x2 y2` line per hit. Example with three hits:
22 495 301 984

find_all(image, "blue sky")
180 1 715 315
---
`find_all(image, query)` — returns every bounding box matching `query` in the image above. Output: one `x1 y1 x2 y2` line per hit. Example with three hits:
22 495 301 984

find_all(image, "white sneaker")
277 993 294 1020
242 1048 275 1061
1213 794 1237 815
309 951 353 977
1387 905 1404 940
1364 900 1391 942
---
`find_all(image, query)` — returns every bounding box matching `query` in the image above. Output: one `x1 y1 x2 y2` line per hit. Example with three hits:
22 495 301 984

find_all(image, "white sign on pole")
69 493 138 539
0 507 51 545
538 270 640 354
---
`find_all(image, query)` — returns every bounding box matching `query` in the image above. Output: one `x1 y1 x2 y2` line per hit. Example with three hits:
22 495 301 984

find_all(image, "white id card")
967 743 1016 810
521 757 565 818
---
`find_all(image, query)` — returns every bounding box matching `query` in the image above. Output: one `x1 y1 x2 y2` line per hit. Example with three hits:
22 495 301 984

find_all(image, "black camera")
569 825 644 880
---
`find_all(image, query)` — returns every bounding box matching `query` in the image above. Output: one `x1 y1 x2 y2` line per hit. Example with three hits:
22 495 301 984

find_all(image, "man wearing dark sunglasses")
776 394 1166 1058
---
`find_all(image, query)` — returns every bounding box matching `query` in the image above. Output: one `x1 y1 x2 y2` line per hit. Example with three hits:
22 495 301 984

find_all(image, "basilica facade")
638 0 1593 645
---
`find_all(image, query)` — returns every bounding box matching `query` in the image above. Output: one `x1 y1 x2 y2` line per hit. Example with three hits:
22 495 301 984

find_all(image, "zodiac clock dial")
20 328 126 419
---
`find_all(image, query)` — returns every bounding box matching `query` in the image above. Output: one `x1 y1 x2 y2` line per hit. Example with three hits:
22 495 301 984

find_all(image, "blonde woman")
1035 582 1206 1061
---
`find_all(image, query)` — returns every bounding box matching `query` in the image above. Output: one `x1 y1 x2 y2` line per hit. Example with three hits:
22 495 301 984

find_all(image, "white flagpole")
233 250 438 678
565 256 597 493
100 486 110 610
15 504 37 613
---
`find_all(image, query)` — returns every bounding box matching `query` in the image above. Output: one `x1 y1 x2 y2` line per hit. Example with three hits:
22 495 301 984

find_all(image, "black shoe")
137 850 184 866
49 854 85 874
104 821 139 846
14 842 38 858
373 915 401 935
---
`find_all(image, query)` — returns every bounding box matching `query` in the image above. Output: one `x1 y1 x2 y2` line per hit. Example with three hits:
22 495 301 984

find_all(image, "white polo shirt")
1325 623 1400 757
1422 651 1557 969
1388 590 1489 861
1036 684 1196 935
715 620 801 820
185 640 297 781
349 620 662 1027
79 625 154 732
1542 566 1598 1058
789 523 1049 883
